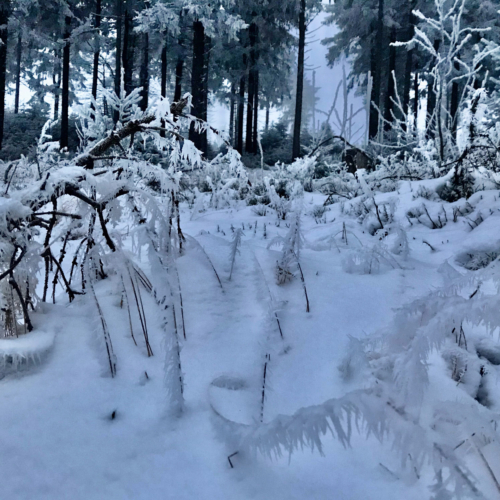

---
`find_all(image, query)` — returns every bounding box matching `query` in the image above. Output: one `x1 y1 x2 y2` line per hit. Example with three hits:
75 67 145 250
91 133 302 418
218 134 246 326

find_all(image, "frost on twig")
228 229 243 281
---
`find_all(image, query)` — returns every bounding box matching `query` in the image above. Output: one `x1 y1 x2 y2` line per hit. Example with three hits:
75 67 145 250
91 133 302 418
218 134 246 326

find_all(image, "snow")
0 329 54 376
1 179 500 499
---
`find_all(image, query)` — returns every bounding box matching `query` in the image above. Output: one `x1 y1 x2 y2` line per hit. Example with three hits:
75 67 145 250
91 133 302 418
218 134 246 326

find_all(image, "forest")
1 0 500 499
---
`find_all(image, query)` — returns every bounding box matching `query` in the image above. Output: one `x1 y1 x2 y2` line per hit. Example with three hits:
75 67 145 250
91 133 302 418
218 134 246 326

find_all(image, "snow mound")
209 376 257 425
0 330 55 376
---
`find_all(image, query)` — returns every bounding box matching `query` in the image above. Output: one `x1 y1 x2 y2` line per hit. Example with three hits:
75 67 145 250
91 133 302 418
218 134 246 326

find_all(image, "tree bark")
402 1 416 132
75 114 156 167
174 56 183 102
201 35 210 155
160 33 168 137
189 20 206 154
15 33 22 114
60 15 71 150
91 0 102 117
246 22 258 154
245 68 254 153
369 0 384 140
236 62 246 154
102 62 108 116
292 0 306 161
450 57 460 141
174 11 184 103
413 55 419 131
0 0 10 151
426 38 441 139
383 26 397 133
139 33 149 111
229 81 236 146
161 35 168 100
252 23 260 154
122 5 134 97
253 68 259 154
53 46 61 121
113 0 122 123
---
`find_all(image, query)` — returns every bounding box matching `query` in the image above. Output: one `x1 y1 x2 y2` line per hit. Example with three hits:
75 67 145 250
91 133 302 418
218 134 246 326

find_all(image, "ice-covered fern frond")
213 382 483 498
212 389 384 459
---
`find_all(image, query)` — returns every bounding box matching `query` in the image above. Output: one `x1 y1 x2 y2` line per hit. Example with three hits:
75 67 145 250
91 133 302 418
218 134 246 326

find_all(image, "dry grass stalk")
89 280 117 377
127 266 153 356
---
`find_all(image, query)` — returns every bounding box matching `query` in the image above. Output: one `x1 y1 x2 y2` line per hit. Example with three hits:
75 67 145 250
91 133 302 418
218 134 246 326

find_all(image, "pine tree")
0 0 11 150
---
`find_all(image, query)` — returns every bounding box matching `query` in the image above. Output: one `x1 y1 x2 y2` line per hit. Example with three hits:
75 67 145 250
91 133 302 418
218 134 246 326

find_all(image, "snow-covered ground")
2 176 500 499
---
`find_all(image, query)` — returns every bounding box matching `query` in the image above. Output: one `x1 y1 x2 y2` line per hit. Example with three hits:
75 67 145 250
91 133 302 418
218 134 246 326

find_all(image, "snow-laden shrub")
0 88 245 415
251 204 268 217
406 203 449 229
374 142 441 184
315 166 363 205
264 177 297 220
413 185 439 201
203 150 249 209
309 204 328 223
341 244 400 275
456 249 500 271
346 196 396 235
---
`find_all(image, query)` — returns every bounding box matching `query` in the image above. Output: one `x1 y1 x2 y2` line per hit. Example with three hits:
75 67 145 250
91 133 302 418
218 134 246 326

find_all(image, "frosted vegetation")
3 0 500 499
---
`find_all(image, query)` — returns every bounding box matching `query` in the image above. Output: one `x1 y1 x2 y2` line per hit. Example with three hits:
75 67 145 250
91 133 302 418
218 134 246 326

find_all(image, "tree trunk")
402 1 416 132
229 81 236 146
413 56 419 131
245 69 254 153
252 24 260 154
437 84 444 162
292 0 306 161
14 33 22 114
91 0 102 117
426 38 441 139
236 63 246 154
122 6 134 97
265 102 270 131
189 20 206 154
369 0 384 140
139 33 149 111
174 11 184 103
253 68 259 154
174 56 183 102
383 26 397 133
246 22 258 154
161 36 168 100
450 57 460 141
102 62 108 116
201 36 211 155
53 47 61 121
0 1 9 151
60 16 71 150
160 34 168 137
113 0 122 123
